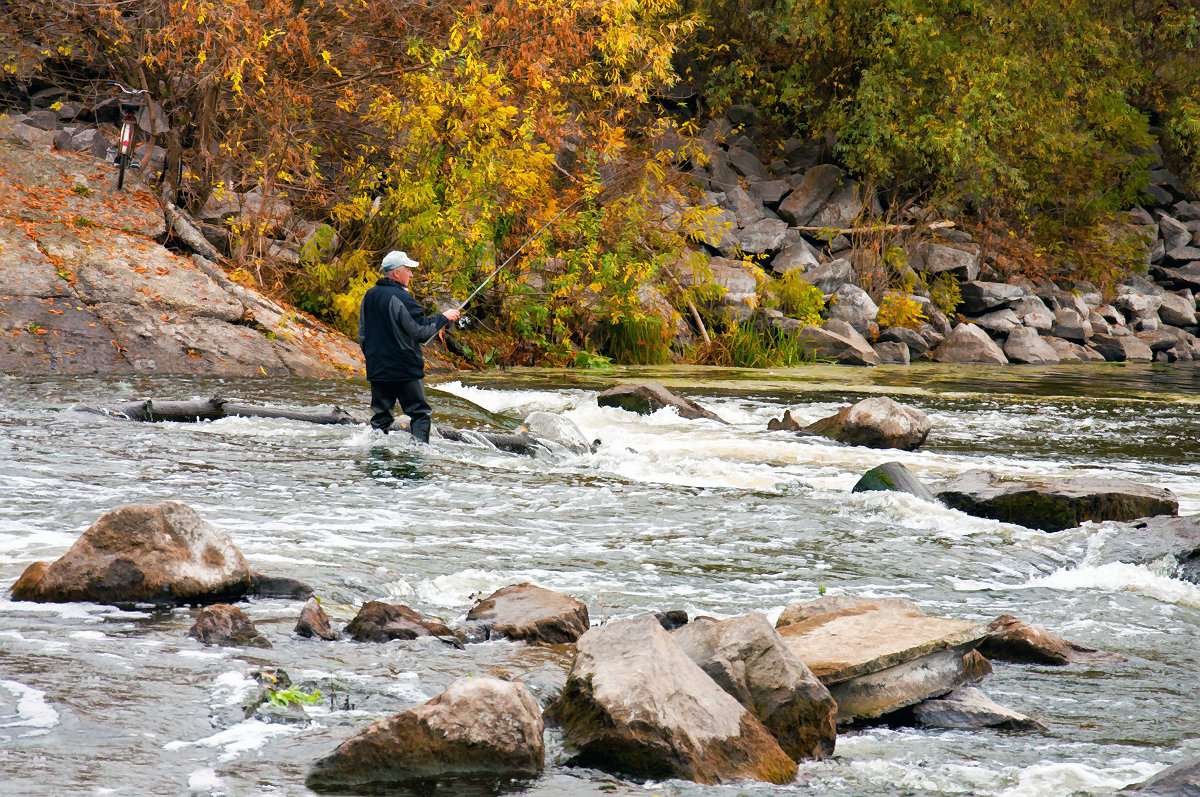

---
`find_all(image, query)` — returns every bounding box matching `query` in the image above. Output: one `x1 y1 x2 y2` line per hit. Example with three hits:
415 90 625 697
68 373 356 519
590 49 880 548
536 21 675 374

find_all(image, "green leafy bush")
771 270 825 325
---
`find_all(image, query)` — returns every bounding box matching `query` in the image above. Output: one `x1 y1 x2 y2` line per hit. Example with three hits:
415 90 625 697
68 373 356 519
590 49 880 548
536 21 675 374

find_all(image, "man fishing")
358 250 461 442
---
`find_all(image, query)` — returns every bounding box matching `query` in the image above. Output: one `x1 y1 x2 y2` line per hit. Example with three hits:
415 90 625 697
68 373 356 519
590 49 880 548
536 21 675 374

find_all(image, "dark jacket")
358 278 449 382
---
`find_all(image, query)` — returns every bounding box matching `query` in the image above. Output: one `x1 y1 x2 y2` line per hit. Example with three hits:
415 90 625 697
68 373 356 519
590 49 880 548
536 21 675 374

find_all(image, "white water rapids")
0 364 1197 796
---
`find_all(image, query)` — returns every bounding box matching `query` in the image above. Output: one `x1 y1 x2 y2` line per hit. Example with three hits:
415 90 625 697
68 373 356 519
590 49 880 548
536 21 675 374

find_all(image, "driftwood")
436 427 550 456
92 396 362 425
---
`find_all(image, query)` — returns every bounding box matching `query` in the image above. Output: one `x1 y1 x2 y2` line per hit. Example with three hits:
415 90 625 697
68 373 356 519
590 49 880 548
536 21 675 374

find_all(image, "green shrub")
771 270 825 325
602 316 672 365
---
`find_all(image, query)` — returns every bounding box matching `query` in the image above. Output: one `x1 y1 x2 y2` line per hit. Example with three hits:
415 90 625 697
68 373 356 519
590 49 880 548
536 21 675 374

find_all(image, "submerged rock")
1091 514 1200 584
11 501 252 605
597 382 726 423
803 397 932 450
188 604 271 648
549 615 797 785
911 687 1047 731
307 677 545 792
1122 755 1200 796
295 597 340 641
977 615 1123 665
852 461 939 502
465 583 589 644
672 612 838 761
935 470 1178 531
346 601 456 644
775 600 986 723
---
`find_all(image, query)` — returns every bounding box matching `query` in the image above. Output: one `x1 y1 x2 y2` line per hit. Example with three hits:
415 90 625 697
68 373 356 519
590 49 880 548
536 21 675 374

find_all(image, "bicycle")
107 82 151 190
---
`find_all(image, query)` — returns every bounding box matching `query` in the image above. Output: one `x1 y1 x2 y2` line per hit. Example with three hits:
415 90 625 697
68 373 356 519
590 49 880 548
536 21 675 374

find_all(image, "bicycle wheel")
117 121 136 190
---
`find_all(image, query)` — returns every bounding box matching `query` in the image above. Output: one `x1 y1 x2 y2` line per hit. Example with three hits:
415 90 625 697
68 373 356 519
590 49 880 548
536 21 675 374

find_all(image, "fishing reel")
456 315 470 328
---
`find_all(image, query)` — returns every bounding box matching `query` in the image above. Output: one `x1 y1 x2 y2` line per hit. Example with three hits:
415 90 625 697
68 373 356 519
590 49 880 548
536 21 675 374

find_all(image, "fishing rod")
452 162 643 326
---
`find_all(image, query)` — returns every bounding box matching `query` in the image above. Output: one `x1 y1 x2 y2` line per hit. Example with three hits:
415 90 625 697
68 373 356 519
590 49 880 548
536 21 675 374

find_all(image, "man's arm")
390 296 455 344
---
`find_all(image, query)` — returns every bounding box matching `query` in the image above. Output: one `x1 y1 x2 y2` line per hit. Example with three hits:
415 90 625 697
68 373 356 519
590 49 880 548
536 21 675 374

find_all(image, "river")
1 363 1198 796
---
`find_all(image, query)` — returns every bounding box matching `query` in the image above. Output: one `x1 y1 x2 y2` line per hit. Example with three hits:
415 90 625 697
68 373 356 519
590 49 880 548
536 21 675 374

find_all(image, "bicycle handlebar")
107 82 151 96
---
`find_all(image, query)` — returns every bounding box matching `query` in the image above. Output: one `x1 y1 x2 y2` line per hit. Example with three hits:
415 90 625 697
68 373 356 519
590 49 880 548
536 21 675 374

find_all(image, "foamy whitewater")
1 364 1197 796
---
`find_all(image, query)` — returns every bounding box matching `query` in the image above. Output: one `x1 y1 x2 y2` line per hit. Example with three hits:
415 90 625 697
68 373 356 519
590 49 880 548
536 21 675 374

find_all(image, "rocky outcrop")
189 604 271 648
672 613 838 761
775 598 986 723
911 687 1046 731
0 134 363 377
935 470 1178 531
931 323 1010 364
307 677 545 792
465 583 590 644
11 501 253 605
852 462 939 502
345 601 456 643
976 615 1122 665
1090 514 1200 584
549 615 797 785
296 597 340 641
597 382 725 422
800 397 932 450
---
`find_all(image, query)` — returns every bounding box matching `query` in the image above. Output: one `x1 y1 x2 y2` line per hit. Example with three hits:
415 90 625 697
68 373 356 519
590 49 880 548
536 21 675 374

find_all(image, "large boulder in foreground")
11 501 252 605
307 677 544 792
549 616 797 785
465 582 589 644
775 598 986 723
672 612 838 761
1122 755 1200 795
935 470 1178 532
597 382 725 422
977 614 1122 665
802 397 932 450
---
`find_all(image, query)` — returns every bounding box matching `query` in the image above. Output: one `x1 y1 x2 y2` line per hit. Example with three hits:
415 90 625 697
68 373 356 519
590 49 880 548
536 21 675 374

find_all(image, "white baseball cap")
380 250 420 273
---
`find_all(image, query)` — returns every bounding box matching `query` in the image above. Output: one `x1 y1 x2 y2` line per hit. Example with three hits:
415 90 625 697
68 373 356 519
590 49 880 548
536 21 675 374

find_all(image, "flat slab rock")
936 469 1178 532
776 598 985 722
465 582 589 644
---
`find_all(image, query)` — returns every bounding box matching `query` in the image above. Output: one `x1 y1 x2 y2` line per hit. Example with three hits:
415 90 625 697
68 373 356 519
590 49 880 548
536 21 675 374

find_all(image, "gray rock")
1159 292 1197 327
1166 245 1200 264
1091 332 1155 362
737 217 790 254
1052 307 1093 343
750 179 792 206
1094 514 1200 585
307 677 545 791
465 582 590 644
959 281 1026 314
597 382 726 422
877 326 929 356
776 596 925 628
11 123 56 149
549 616 798 785
1175 201 1200 223
918 324 946 350
704 151 740 192
798 258 854 293
1122 755 1200 796
930 323 1009 364
725 146 770 183
909 242 980 281
827 284 879 335
1012 295 1055 331
1159 214 1193 252
1158 262 1200 291
810 179 874 229
1004 327 1061 364
777 164 845 227
686 205 738 251
912 687 1046 731
673 613 838 761
872 341 910 364
725 184 768 229
977 614 1122 665
935 469 1178 531
803 396 932 450
799 324 879 366
971 308 1022 334
771 238 822 274
776 603 986 723
852 461 938 502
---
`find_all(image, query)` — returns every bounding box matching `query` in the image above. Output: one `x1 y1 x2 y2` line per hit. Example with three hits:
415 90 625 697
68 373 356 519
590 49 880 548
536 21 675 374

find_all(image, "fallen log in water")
89 396 363 425
435 426 550 456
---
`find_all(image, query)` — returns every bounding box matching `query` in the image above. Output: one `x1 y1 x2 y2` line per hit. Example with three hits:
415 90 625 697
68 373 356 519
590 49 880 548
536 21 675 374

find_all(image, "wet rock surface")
345 601 456 643
597 382 725 422
936 470 1178 531
977 615 1123 666
188 603 271 648
852 461 939 502
910 686 1047 731
295 597 340 641
465 582 590 644
11 501 253 605
549 615 798 785
307 676 545 792
801 397 932 450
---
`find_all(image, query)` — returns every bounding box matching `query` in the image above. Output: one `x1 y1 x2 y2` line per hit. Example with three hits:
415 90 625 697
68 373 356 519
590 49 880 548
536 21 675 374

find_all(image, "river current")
1 363 1198 796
